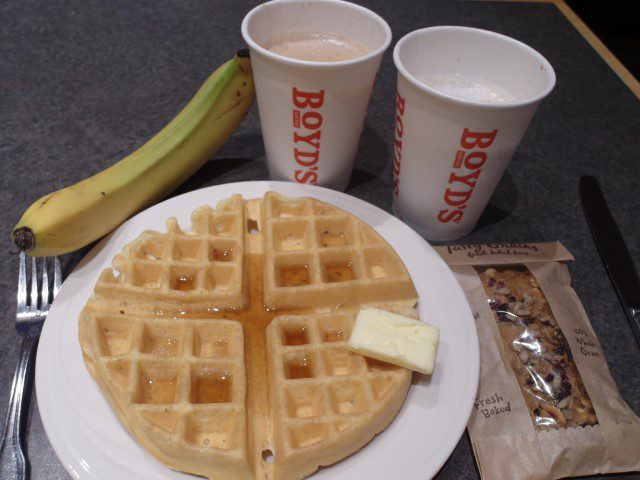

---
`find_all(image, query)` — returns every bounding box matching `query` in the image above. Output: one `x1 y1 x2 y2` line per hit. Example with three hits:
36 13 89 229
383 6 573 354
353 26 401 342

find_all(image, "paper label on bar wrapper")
435 241 573 265
436 242 640 480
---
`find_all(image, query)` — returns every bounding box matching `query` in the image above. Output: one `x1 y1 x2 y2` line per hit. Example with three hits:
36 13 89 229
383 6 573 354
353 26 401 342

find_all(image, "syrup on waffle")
79 192 418 480
262 192 417 308
94 194 246 311
267 311 413 480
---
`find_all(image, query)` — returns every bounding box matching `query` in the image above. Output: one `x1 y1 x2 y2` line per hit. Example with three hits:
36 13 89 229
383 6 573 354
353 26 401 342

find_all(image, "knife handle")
627 307 640 347
580 175 640 350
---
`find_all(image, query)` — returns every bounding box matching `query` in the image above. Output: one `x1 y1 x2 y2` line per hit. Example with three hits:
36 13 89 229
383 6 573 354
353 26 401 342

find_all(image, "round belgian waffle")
78 191 418 480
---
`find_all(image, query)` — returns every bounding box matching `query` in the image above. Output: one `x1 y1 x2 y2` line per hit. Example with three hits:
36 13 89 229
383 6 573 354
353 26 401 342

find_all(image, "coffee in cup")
392 26 556 241
265 32 370 62
242 0 391 191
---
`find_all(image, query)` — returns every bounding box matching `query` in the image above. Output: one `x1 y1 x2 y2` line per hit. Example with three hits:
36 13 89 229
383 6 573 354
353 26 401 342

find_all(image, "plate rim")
35 180 479 480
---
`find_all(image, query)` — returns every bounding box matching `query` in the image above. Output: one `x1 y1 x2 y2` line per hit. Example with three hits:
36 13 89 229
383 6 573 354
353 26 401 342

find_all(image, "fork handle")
0 333 39 480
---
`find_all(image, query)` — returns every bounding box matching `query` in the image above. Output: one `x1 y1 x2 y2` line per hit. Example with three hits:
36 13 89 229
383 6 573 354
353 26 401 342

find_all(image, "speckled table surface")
1 0 639 479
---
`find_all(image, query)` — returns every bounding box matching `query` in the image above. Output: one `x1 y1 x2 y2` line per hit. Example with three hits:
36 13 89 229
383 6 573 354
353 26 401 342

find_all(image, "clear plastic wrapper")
477 266 597 430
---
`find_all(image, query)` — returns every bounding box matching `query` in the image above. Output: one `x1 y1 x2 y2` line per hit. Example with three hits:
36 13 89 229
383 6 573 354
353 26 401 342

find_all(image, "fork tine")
53 256 62 297
41 257 49 307
17 252 27 313
30 256 39 310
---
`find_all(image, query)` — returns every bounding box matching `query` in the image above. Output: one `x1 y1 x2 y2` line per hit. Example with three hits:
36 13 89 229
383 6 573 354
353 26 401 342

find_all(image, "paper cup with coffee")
392 26 556 241
242 0 391 191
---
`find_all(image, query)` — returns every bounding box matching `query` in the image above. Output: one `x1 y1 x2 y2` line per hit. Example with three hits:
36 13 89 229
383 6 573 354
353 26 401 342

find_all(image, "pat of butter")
348 308 439 375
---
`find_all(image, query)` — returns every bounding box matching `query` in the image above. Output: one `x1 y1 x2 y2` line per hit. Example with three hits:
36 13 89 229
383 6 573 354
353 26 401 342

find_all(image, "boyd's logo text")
438 128 498 223
291 87 325 184
392 91 406 197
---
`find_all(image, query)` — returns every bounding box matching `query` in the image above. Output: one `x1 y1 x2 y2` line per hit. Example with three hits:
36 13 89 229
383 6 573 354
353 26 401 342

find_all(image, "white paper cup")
241 0 391 191
392 26 555 241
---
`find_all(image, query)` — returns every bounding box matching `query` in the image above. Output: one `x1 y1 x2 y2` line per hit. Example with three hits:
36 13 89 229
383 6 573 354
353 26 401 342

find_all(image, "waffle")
79 192 420 480
94 194 246 311
78 310 250 479
267 310 413 480
262 192 417 308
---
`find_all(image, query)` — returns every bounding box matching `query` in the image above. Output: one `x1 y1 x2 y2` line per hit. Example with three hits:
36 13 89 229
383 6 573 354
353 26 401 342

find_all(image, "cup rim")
393 26 557 109
241 0 392 69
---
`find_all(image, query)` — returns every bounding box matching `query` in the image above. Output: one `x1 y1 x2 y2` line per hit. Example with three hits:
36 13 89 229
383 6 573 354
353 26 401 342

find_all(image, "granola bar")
477 266 598 430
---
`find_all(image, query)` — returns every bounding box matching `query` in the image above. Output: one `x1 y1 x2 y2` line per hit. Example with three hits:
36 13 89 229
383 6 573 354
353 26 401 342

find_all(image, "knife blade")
579 175 640 348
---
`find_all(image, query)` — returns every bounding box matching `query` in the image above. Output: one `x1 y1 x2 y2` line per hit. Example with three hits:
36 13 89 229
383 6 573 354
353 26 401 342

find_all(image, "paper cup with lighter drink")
242 0 391 191
392 26 556 241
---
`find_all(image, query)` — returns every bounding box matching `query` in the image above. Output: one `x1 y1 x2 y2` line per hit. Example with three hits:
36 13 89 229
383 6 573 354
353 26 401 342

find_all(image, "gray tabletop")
1 0 639 479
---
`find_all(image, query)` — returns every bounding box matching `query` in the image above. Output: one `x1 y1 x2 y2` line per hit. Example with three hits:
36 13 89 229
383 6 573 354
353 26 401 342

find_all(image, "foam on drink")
418 73 517 103
265 33 370 62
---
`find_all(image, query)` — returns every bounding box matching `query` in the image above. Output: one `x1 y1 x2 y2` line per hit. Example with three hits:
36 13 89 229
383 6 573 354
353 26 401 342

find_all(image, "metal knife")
579 175 640 348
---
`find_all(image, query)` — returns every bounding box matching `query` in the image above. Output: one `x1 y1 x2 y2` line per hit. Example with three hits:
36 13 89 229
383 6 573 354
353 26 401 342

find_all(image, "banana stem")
12 228 35 252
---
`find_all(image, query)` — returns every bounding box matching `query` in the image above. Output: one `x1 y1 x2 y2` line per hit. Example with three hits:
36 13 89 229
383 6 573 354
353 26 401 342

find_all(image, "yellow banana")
13 50 255 257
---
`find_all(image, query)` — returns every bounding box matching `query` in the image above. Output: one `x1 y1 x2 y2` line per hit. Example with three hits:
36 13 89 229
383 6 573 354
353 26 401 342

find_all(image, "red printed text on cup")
392 91 406 197
292 87 325 184
437 128 498 224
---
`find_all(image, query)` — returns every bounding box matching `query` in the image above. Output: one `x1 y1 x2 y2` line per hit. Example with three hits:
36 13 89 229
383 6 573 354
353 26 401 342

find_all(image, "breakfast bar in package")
436 242 640 480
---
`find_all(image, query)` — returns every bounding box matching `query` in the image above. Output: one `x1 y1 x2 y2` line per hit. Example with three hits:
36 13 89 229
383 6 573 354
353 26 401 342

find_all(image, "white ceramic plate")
35 181 479 480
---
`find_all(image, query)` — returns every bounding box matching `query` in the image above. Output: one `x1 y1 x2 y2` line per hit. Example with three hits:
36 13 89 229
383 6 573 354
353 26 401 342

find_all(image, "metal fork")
0 253 61 480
